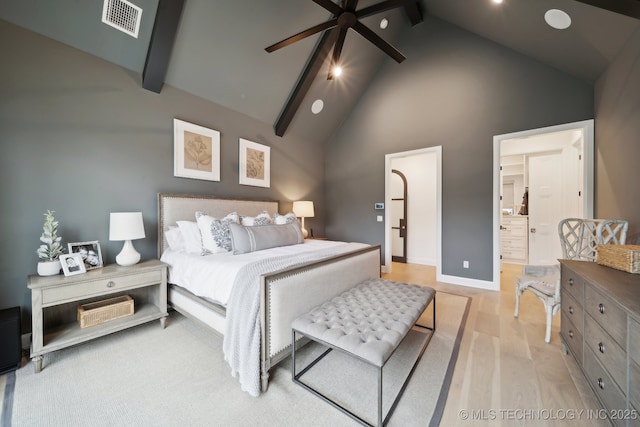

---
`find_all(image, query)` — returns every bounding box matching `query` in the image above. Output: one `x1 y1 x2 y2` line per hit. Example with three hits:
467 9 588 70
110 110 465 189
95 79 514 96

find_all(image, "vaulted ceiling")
1 0 639 142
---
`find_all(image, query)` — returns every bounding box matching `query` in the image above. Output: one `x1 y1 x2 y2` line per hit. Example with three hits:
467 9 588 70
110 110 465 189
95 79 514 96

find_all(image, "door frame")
493 119 594 288
384 146 442 274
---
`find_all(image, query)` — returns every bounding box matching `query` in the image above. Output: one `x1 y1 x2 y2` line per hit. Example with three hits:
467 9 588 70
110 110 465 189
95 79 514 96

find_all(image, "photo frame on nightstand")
60 253 86 276
68 241 103 270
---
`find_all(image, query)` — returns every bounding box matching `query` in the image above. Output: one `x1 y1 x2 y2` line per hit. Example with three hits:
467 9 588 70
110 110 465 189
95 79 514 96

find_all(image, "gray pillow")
229 223 304 254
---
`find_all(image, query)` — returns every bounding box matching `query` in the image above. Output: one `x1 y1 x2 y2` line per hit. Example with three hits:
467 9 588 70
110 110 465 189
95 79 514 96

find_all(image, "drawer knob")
598 342 605 353
597 378 604 389
568 330 574 339
598 303 605 314
107 281 115 288
568 278 574 286
569 306 574 315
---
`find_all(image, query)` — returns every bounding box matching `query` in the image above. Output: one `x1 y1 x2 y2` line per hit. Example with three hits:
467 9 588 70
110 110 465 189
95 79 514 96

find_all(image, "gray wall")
325 17 594 282
594 28 640 243
0 20 325 329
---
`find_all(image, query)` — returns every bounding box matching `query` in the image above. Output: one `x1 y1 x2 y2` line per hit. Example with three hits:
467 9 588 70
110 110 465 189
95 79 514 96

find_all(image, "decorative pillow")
176 221 202 254
229 222 304 254
165 226 186 251
274 211 299 225
195 211 240 253
241 211 273 227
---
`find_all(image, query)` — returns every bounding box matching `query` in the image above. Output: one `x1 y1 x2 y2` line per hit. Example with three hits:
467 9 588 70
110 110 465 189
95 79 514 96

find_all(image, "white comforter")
160 239 349 306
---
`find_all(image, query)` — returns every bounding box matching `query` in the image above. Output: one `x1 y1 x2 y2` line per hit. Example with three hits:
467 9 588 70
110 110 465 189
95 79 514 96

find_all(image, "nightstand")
306 237 328 240
27 259 168 373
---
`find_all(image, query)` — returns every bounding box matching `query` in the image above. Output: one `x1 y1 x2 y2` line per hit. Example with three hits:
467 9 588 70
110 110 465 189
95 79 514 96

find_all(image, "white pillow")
241 211 273 226
165 226 186 251
176 221 202 254
274 212 299 225
195 211 239 253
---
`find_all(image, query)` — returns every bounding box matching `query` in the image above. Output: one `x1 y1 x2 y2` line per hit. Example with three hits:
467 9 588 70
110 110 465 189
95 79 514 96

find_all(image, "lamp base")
301 227 309 238
115 240 141 266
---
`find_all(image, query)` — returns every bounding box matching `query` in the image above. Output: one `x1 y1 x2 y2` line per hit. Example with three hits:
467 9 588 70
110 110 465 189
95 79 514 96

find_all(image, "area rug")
2 291 470 427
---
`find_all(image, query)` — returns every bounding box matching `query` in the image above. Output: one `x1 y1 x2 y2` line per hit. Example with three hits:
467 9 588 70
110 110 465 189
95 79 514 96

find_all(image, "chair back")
558 218 629 262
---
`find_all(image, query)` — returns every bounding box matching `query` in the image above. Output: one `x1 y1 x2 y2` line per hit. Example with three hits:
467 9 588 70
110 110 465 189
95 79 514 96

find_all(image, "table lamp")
292 201 314 238
109 212 145 266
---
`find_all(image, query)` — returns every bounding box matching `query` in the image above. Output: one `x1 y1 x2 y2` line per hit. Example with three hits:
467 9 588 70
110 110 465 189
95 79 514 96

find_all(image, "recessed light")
380 18 389 29
545 9 571 30
492 0 503 4
311 99 324 114
332 66 343 77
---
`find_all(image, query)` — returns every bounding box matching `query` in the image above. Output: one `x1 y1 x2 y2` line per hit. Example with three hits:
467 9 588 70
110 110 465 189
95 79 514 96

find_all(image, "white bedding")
160 239 349 306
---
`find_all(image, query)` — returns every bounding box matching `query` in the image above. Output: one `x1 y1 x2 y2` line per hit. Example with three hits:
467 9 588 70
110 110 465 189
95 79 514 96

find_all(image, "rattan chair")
513 218 628 343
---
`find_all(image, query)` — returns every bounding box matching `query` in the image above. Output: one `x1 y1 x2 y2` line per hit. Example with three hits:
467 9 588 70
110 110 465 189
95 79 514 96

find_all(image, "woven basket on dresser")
597 244 640 274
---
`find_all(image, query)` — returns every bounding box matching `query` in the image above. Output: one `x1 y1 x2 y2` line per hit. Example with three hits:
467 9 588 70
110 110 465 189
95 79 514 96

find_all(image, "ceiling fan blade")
265 18 339 52
352 21 405 63
312 0 343 15
357 0 415 19
328 27 348 79
344 0 359 11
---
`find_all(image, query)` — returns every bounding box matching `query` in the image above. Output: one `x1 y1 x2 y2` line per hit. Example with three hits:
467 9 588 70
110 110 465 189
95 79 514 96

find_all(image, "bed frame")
157 193 381 392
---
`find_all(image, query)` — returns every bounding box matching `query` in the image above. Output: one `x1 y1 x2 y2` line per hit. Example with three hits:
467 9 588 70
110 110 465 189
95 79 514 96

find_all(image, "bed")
156 193 381 395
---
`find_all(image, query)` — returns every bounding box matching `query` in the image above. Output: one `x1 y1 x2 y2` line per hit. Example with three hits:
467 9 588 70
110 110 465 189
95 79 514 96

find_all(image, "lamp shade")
292 201 314 218
109 212 146 241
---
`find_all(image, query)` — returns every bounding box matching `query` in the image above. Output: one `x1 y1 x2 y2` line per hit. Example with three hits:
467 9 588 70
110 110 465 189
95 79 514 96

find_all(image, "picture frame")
68 241 103 270
60 253 87 276
239 138 270 188
173 118 221 181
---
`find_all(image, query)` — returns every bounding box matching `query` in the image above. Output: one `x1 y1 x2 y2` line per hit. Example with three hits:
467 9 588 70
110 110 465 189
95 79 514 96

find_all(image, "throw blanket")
222 242 368 396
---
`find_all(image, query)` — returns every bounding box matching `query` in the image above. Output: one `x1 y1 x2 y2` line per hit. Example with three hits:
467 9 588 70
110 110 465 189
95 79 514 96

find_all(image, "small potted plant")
36 210 64 276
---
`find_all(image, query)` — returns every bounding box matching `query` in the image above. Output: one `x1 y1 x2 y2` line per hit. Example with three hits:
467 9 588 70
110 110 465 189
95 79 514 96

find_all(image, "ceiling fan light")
545 9 571 30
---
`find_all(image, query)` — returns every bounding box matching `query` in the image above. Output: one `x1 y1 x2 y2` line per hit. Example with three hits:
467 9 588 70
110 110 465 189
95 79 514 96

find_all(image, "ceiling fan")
266 0 415 78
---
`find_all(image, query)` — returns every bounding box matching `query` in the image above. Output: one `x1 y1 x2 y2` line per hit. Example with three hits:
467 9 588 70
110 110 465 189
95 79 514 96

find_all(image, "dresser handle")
598 342 605 353
597 378 604 389
107 281 115 288
568 278 574 286
598 303 605 314
568 330 574 338
569 306 574 314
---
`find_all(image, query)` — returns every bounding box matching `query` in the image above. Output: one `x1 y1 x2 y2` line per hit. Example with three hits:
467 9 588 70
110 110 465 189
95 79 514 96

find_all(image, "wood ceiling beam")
274 30 336 137
143 0 185 93
404 1 423 26
573 0 640 20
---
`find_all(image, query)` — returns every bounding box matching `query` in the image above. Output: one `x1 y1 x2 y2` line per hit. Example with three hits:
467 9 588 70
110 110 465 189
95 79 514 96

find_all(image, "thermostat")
374 203 384 210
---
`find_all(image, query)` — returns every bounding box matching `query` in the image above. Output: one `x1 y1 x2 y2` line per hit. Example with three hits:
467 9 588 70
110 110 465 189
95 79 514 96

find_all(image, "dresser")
501 215 528 264
560 260 640 426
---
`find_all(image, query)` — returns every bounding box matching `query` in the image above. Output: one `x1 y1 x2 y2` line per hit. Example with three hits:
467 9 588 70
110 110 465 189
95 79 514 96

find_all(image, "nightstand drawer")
585 285 627 349
42 270 162 304
561 315 583 364
561 290 583 334
585 314 627 392
584 348 627 427
561 266 584 304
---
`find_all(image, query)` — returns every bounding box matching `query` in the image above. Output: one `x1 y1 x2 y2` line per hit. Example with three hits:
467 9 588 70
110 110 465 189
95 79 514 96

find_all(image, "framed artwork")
173 119 221 181
68 241 103 270
239 138 270 188
60 253 87 276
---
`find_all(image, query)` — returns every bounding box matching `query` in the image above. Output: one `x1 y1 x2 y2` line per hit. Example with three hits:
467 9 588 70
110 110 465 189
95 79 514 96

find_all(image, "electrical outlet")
463 261 469 269
377 215 383 222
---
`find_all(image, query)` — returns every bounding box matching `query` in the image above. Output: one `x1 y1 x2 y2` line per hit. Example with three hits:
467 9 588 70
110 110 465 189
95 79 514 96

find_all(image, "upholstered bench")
291 278 436 427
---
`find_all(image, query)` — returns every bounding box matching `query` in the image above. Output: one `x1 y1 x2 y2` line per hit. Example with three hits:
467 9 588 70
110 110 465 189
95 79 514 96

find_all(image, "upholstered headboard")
157 193 279 256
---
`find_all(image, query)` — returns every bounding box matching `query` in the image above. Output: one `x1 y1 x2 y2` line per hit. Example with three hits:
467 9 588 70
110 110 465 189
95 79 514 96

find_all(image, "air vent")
102 0 143 38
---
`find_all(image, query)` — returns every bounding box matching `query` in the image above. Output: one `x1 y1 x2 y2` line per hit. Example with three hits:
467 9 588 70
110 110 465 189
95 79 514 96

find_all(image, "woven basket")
597 244 640 274
77 295 134 328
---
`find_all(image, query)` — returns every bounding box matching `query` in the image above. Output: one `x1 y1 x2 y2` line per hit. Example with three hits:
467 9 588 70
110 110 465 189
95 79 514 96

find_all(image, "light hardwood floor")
383 262 609 427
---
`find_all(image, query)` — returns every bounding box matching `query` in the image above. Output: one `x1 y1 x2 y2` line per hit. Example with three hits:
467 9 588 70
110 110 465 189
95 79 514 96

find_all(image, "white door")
528 153 563 264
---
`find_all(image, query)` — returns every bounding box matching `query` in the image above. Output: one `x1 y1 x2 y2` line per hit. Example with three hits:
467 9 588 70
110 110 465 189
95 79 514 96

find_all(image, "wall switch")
463 261 469 269
377 215 383 222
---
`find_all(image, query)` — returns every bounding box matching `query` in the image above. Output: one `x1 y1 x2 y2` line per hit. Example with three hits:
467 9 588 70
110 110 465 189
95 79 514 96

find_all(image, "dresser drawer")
585 315 627 393
561 265 584 305
42 270 163 305
561 290 583 334
583 349 627 427
561 314 583 364
585 285 627 349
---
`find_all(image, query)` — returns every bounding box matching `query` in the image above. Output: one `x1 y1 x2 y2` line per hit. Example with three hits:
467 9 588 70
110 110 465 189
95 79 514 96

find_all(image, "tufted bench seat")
291 278 436 427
